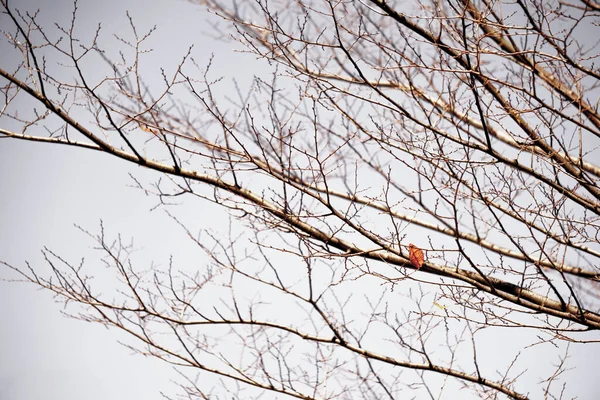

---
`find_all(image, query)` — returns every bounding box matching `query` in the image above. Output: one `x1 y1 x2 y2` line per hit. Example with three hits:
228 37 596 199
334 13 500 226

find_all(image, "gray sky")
0 1 221 398
1 0 600 399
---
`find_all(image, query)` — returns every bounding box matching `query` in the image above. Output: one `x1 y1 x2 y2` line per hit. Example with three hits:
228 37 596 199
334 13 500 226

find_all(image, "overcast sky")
0 0 234 399
1 0 600 399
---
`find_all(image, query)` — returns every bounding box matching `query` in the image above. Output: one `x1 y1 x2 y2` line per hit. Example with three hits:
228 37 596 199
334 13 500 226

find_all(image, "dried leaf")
408 243 424 269
137 121 157 134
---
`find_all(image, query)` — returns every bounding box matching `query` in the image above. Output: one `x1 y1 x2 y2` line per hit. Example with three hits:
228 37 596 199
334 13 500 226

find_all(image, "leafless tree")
2 0 600 398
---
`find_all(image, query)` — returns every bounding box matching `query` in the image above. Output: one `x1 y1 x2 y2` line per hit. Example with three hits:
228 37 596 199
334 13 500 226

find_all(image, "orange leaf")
408 243 424 269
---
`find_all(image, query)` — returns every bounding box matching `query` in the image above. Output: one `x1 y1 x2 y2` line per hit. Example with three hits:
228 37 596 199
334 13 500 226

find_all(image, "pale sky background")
0 1 242 399
1 0 600 399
